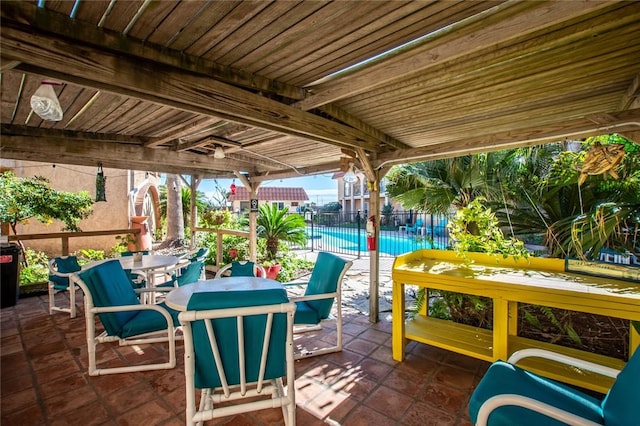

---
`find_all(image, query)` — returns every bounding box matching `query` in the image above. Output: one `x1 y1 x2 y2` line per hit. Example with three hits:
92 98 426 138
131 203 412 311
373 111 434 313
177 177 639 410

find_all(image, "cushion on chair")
177 261 204 286
49 256 82 290
296 252 346 322
293 301 322 324
230 261 256 277
601 349 640 425
468 361 603 426
186 288 289 389
119 302 180 338
56 256 81 273
49 274 72 290
78 260 141 337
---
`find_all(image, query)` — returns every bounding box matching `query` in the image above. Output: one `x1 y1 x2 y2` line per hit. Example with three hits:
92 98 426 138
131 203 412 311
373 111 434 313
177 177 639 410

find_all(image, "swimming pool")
309 228 442 257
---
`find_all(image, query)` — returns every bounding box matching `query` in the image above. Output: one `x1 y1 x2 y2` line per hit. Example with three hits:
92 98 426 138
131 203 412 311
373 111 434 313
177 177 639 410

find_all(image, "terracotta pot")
263 264 282 280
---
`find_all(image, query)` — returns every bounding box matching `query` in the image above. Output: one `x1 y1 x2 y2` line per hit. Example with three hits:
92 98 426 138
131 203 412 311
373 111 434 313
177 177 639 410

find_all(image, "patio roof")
1 1 639 180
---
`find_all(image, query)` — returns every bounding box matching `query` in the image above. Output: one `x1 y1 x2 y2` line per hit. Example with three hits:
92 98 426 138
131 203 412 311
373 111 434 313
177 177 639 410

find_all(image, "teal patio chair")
286 252 352 359
215 261 266 279
179 288 297 425
153 260 204 303
48 256 82 318
71 259 180 376
469 348 640 425
405 217 424 235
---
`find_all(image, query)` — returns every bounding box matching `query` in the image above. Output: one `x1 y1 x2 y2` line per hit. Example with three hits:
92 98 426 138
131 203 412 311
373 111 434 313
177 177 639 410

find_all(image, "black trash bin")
1 243 21 308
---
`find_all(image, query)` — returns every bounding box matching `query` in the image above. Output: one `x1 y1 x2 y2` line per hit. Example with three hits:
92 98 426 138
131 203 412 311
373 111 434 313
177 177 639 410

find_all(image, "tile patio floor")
1 289 489 425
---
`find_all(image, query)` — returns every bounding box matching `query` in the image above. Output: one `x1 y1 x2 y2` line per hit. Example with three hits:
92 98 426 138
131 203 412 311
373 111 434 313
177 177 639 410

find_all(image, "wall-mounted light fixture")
30 82 63 121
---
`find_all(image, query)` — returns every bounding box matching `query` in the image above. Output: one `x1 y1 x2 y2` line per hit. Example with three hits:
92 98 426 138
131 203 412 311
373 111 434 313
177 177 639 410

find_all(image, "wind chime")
95 163 106 202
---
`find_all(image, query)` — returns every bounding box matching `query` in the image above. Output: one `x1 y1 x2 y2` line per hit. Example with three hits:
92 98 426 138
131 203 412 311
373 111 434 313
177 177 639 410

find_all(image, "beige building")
334 173 400 214
1 159 160 257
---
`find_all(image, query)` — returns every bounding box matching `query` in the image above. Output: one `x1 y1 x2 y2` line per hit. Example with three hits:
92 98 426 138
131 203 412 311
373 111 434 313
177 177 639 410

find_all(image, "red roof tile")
229 187 309 201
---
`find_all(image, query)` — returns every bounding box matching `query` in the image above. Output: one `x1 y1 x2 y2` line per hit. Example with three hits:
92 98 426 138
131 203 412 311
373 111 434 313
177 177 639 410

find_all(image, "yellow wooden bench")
392 250 640 394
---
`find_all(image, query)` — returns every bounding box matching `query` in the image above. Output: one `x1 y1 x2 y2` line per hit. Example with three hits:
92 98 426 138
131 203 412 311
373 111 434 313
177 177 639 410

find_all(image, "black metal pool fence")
290 210 450 259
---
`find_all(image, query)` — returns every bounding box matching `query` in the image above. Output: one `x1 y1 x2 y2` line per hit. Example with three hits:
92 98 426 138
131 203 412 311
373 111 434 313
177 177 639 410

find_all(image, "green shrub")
19 249 49 286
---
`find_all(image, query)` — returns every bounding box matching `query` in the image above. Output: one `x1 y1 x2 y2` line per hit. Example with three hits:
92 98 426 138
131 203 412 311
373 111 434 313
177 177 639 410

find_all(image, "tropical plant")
448 197 529 263
385 155 500 214
256 204 308 262
495 136 640 259
0 171 94 235
18 249 49 286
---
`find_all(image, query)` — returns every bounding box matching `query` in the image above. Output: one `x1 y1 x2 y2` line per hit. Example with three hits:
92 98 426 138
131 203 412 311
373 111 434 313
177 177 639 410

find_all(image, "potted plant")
256 204 308 280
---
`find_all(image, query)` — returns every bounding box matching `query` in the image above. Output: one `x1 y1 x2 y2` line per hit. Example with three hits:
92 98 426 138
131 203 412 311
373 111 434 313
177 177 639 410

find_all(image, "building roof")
229 187 309 202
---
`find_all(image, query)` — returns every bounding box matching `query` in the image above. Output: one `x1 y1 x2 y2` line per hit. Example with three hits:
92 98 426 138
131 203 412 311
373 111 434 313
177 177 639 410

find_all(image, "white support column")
235 172 260 261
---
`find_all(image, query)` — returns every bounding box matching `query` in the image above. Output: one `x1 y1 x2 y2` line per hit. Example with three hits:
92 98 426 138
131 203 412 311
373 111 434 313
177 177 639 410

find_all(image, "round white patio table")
118 254 179 301
166 277 283 311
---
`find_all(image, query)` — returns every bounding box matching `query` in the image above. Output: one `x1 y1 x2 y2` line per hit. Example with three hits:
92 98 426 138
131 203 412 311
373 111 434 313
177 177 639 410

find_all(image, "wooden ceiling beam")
295 1 618 109
0 18 383 153
373 108 640 167
0 134 249 176
1 2 306 102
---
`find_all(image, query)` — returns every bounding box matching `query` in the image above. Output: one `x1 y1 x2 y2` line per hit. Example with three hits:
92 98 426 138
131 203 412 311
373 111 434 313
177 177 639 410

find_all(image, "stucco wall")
2 160 149 257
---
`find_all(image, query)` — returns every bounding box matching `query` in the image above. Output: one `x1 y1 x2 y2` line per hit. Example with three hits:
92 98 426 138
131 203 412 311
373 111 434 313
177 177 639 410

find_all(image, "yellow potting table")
392 250 640 393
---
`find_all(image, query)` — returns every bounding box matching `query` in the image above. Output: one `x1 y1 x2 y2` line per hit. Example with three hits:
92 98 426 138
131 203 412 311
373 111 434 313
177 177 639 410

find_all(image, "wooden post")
368 175 381 323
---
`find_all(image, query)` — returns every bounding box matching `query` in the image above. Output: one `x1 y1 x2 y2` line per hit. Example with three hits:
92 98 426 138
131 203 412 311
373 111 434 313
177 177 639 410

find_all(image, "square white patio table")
165 277 284 311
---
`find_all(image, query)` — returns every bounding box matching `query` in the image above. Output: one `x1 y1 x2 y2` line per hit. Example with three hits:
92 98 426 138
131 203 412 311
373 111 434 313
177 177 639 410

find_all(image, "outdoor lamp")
30 82 63 121
214 146 225 159
343 163 359 184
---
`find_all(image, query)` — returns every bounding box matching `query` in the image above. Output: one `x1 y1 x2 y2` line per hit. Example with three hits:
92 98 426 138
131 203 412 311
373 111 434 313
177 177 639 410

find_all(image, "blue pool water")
311 228 440 256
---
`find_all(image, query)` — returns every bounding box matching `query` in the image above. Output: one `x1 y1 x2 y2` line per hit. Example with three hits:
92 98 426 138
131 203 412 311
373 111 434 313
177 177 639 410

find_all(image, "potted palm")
256 204 308 279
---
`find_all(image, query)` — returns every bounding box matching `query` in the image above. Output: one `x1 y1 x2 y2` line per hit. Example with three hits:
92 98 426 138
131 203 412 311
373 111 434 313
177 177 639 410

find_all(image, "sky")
197 173 339 206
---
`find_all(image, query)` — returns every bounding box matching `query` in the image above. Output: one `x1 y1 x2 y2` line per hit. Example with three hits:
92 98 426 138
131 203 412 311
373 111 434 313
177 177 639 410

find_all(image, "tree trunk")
160 174 185 249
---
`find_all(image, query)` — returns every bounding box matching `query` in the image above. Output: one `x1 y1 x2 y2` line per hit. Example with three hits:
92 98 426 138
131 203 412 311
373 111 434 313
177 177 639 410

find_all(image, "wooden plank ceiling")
1 0 639 182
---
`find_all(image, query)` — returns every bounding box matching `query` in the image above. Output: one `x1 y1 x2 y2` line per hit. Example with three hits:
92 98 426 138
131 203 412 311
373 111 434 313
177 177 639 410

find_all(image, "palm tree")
256 204 308 262
385 155 499 214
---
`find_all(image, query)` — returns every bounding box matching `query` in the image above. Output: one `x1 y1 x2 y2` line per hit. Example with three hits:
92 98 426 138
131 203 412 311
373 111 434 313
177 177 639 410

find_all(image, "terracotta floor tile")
418 381 469 415
356 357 393 382
43 384 99 418
342 404 397 426
115 400 177 426
402 400 457 426
39 371 87 400
1 292 486 426
49 399 111 426
0 402 46 425
433 365 477 391
0 386 38 414
344 337 378 356
363 385 413 420
103 382 156 416
358 328 390 344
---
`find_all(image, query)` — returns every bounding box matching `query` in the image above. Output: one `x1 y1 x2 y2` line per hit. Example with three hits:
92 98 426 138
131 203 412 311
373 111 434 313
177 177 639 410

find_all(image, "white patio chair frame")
71 261 179 376
287 257 352 359
180 302 297 426
48 256 82 318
